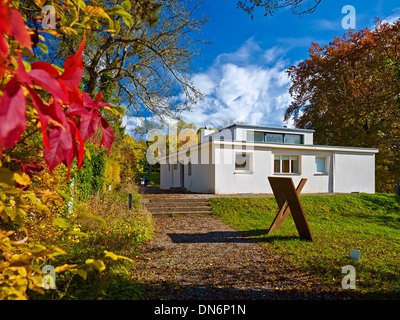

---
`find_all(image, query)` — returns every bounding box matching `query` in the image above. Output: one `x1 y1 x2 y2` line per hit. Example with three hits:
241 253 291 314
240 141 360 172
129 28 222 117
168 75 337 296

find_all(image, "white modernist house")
159 124 379 194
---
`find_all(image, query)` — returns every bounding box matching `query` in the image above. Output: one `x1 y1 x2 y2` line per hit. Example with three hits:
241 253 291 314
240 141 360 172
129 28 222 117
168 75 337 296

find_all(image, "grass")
210 193 400 299
30 187 154 300
136 171 160 188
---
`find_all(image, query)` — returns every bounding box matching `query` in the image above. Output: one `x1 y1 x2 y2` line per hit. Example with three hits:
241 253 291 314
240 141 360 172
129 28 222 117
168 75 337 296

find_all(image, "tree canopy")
285 20 400 193
35 0 208 123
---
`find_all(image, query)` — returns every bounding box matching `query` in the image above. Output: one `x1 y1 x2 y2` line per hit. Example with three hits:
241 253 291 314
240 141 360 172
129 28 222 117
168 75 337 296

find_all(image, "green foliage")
34 188 154 300
73 150 106 201
286 22 400 193
1 0 156 300
210 194 400 299
99 71 115 102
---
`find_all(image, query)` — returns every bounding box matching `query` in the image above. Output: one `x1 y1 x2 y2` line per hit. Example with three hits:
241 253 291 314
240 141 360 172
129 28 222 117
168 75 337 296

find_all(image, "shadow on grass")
168 230 301 244
243 229 302 243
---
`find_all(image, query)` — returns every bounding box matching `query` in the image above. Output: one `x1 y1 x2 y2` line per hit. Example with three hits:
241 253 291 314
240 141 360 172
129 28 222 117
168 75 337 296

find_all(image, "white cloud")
381 7 400 25
181 38 295 129
311 19 341 31
191 73 215 95
264 46 288 64
370 7 400 29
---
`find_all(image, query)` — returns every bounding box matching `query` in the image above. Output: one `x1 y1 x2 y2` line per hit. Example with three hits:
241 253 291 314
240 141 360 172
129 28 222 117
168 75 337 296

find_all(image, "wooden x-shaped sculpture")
267 177 313 241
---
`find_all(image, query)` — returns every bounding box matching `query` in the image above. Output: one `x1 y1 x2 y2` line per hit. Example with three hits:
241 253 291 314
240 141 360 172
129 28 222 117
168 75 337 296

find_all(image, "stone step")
141 197 212 216
143 202 210 208
148 206 212 213
151 211 212 216
141 198 210 203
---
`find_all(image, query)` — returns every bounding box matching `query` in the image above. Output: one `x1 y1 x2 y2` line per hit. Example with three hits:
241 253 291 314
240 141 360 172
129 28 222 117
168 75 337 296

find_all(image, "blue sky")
125 0 400 131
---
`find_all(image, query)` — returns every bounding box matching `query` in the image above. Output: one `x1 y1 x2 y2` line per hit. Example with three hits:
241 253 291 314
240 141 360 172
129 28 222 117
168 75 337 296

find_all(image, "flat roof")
225 124 315 133
160 140 379 161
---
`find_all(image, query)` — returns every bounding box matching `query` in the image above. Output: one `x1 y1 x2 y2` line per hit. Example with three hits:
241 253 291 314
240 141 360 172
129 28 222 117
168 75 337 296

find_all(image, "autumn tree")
0 0 150 299
236 0 322 18
285 20 400 193
32 0 208 122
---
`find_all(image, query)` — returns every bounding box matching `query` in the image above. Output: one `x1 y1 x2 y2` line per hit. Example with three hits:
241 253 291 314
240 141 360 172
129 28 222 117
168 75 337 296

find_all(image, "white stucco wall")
160 142 215 193
333 152 375 193
160 137 377 195
271 148 332 194
212 143 376 194
213 145 333 194
214 145 271 194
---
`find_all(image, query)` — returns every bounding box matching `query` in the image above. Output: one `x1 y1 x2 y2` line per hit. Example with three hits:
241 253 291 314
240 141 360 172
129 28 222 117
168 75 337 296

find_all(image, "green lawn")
136 171 160 188
210 193 400 299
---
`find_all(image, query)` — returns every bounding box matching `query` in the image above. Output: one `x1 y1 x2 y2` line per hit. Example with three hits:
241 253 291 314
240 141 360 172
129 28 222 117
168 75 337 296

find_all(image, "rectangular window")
247 131 265 142
235 153 251 171
274 156 280 173
282 156 290 173
265 133 284 143
246 131 304 145
315 157 327 174
274 155 300 174
284 134 303 144
291 156 299 173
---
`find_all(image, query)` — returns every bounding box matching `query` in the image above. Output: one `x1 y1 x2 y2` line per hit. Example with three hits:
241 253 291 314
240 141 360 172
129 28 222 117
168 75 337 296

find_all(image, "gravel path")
133 214 343 300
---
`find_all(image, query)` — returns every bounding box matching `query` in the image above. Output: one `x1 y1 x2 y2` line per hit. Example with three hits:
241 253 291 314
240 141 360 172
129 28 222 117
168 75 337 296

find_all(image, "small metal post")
397 180 400 196
129 193 133 210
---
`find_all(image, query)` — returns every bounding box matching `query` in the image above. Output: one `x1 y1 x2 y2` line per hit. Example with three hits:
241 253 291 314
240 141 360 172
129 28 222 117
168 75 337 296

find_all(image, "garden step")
151 211 212 216
141 198 210 203
150 206 211 212
141 197 212 216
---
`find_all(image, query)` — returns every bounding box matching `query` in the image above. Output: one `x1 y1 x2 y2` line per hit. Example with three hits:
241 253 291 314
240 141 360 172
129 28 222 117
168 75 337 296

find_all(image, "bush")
33 186 154 300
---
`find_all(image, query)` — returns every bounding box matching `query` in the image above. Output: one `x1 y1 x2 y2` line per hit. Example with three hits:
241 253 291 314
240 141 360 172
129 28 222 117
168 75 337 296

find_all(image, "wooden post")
129 193 133 210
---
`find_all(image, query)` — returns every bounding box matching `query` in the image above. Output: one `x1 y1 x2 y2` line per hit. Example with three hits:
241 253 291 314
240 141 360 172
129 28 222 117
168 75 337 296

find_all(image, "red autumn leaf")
43 125 74 173
25 86 67 151
82 91 99 109
100 117 114 152
95 92 103 103
59 36 86 93
0 2 12 57
24 162 44 174
65 102 91 117
0 77 26 151
10 8 32 51
16 52 68 103
79 109 100 141
0 3 31 54
23 162 44 182
68 118 85 170
25 85 51 150
31 61 61 78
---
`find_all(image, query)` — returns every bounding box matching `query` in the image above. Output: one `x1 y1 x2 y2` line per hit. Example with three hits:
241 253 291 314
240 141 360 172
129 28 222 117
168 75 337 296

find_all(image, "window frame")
234 152 253 174
273 154 301 175
247 130 304 145
315 156 329 175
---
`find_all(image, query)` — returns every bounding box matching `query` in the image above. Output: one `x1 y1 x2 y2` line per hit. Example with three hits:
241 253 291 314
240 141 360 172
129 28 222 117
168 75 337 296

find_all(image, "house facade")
159 124 378 194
